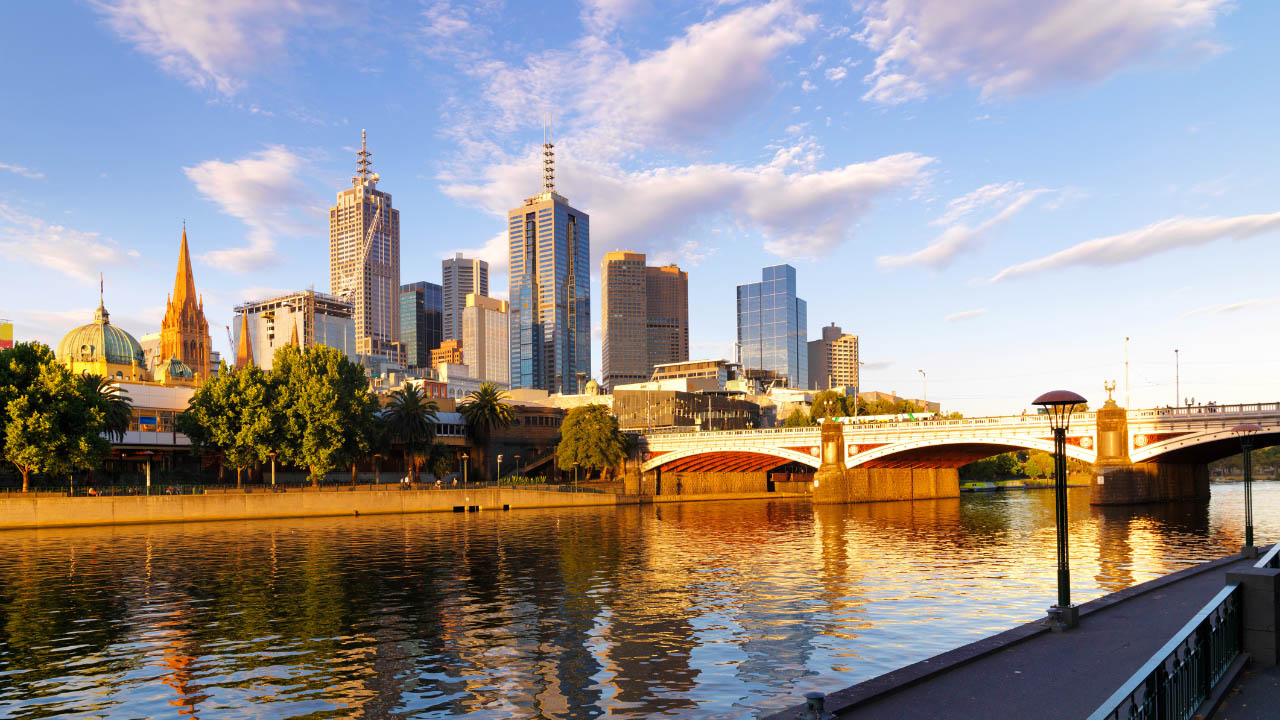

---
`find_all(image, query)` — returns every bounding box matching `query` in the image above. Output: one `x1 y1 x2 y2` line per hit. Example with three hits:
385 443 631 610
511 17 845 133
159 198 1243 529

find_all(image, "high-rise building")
736 264 808 389
430 339 464 368
600 251 689 390
160 227 212 384
233 290 355 371
808 323 859 391
462 293 509 385
442 253 488 342
506 136 590 393
400 281 442 368
329 130 401 363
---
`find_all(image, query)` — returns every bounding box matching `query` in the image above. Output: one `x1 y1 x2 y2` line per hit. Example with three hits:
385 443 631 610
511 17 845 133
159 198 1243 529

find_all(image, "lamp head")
1033 390 1087 432
1232 423 1262 438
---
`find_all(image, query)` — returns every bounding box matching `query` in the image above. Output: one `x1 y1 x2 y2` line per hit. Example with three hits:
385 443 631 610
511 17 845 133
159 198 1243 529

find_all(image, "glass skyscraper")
399 281 442 369
736 264 808 389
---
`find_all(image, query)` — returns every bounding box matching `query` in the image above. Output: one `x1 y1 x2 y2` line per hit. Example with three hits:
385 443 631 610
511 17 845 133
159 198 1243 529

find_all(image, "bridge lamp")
1033 389 1087 631
1232 423 1262 556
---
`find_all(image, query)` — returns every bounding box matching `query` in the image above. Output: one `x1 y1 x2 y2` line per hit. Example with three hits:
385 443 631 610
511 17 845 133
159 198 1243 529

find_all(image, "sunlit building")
442 253 488 342
600 251 688 390
736 264 807 389
159 226 212 384
233 290 355 371
462 293 509 385
56 293 151 382
400 281 442 369
808 322 859 391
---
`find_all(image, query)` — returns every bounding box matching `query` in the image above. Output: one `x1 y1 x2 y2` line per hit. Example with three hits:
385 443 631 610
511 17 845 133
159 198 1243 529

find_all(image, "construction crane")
337 203 382 300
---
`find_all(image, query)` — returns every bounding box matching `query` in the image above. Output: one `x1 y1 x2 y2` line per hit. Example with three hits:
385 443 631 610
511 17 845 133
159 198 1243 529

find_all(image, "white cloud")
991 211 1280 283
0 162 43 179
944 308 987 322
183 146 317 272
825 66 848 82
878 182 1048 270
857 0 1230 104
0 204 138 283
93 0 332 95
801 79 818 92
581 0 646 34
1181 298 1280 319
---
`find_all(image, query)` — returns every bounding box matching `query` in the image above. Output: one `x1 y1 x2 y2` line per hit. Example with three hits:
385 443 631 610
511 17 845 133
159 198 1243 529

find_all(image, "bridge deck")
766 551 1258 720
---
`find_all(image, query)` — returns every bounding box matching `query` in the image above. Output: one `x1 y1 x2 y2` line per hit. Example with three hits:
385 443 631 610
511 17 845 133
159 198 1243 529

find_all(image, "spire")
542 114 555 191
235 314 254 368
95 272 109 324
356 129 372 183
289 318 299 347
172 225 198 309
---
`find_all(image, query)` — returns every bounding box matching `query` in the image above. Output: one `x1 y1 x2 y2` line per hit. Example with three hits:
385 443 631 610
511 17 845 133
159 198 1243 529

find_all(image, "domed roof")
56 301 146 369
584 378 601 395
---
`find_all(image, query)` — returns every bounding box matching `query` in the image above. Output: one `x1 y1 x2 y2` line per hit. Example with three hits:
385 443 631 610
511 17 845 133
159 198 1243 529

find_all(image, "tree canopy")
382 384 439 480
557 404 626 478
176 361 276 487
271 345 376 484
458 382 514 481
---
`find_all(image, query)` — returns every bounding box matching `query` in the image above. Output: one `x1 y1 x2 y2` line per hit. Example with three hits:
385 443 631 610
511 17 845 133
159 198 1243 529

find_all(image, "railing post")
803 691 826 719
1153 662 1168 720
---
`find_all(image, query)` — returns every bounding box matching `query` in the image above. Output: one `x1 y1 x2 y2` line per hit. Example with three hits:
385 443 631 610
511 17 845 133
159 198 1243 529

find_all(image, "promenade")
767 550 1261 720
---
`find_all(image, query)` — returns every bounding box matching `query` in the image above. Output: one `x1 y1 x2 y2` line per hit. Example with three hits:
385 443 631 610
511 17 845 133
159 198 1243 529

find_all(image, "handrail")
1255 542 1280 569
1088 584 1243 720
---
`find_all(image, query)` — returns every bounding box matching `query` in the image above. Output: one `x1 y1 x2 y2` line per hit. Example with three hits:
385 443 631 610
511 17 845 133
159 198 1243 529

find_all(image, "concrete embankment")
0 488 811 530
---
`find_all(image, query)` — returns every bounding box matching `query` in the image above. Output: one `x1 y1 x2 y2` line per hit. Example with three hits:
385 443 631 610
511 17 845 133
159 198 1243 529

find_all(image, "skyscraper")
400 281 442 368
736 264 808 389
160 226 211 384
329 130 401 363
462 293 509 385
506 135 590 393
600 251 689 389
442 253 488 342
808 323 859 391
233 290 356 371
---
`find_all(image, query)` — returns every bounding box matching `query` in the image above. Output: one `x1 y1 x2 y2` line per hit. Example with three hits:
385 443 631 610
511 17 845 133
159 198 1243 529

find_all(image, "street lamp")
1174 348 1180 408
268 451 277 488
573 460 579 490
373 453 383 485
515 454 522 481
1233 423 1262 557
918 369 927 409
460 452 469 491
496 454 503 486
1033 389 1087 630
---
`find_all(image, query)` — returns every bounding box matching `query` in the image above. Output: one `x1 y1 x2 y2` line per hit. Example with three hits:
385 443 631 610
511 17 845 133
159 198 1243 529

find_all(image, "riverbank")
0 488 811 530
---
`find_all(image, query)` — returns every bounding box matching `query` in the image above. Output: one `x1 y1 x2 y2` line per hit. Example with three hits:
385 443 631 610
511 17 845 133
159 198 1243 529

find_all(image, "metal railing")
0 480 613 497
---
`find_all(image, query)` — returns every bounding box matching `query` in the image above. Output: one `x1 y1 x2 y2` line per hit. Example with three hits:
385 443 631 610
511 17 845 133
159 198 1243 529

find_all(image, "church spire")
235 313 254 368
173 224 197 309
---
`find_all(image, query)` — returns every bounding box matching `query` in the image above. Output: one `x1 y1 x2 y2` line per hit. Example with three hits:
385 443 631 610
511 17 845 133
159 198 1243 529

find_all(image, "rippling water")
0 484 1274 719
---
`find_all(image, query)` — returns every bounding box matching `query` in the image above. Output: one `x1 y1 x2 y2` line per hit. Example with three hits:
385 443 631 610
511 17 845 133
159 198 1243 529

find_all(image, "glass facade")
736 264 808 389
400 281 442 368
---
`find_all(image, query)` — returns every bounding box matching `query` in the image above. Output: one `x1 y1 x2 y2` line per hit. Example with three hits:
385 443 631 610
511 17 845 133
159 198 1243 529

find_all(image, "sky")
1 0 1278 416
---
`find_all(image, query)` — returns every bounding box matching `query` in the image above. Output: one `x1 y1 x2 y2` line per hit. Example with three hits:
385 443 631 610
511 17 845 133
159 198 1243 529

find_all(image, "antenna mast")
543 114 555 192
356 129 373 183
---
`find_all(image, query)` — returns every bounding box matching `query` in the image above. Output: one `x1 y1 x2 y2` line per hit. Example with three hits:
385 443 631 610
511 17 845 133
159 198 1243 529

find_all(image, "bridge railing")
642 412 1095 440
1131 402 1280 419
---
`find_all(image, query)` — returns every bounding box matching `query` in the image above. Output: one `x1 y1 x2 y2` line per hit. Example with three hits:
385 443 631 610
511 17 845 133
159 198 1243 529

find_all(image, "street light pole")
1233 424 1262 557
918 369 927 409
268 451 276 488
1034 389 1087 631
461 452 469 491
1174 348 1179 408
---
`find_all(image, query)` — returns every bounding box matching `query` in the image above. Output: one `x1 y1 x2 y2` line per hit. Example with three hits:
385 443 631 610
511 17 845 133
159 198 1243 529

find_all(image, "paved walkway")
1212 662 1280 719
767 552 1256 720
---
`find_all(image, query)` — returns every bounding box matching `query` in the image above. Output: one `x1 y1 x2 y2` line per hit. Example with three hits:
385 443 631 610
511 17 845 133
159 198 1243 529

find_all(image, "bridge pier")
1091 397 1209 505
813 422 960 504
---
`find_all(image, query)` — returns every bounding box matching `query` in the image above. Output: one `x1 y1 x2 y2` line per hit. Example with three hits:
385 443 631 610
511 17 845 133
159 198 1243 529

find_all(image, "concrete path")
767 552 1256 720
1212 662 1280 719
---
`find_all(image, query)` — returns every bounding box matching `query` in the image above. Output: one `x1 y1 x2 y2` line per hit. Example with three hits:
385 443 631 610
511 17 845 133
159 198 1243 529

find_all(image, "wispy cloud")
990 211 1280 283
184 146 319 272
878 182 1049 270
857 0 1230 104
945 308 987 322
0 162 43 179
1181 297 1280 319
0 204 138 283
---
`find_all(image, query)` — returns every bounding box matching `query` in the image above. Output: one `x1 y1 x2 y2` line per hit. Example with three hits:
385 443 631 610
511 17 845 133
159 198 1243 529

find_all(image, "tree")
271 345 376 486
422 442 453 481
557 405 625 479
382 384 438 481
81 374 132 442
176 362 276 487
783 408 815 427
458 382 515 481
809 390 846 423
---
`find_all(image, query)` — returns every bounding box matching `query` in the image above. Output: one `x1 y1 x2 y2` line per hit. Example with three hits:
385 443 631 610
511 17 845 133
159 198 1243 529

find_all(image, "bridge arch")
642 445 820 473
1132 427 1280 464
849 435 1096 469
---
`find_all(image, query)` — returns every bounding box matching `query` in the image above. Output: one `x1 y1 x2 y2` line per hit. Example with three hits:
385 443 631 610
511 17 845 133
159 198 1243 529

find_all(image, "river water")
0 484 1274 719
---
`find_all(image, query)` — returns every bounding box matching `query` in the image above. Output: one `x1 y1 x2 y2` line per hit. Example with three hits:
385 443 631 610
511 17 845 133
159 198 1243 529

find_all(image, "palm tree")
81 373 132 442
458 382 515 482
383 384 438 481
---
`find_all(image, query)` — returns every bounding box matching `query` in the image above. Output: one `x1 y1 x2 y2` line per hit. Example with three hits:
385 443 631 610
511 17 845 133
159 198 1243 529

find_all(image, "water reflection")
0 484 1272 719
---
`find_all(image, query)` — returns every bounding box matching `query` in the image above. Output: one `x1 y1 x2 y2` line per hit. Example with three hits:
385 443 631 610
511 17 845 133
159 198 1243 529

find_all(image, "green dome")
56 302 146 369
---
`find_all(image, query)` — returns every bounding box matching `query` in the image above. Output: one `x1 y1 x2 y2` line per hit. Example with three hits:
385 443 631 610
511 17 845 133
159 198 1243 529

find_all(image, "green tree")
458 382 515 482
272 345 376 486
422 442 454 482
81 374 133 442
382 384 438 481
809 390 847 423
177 362 276 487
783 408 815 427
556 404 626 479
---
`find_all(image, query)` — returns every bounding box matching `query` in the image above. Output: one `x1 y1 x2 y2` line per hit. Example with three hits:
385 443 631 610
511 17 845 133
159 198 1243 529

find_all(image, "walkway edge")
764 549 1253 720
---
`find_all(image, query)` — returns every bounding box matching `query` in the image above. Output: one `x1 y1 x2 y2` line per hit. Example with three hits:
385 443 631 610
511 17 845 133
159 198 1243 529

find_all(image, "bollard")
804 691 827 719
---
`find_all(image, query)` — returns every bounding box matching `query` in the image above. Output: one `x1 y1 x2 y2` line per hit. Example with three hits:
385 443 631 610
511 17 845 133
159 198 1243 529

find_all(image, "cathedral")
157 226 211 385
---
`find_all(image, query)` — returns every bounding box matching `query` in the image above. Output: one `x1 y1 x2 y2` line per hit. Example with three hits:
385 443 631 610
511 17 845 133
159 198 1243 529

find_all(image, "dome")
56 302 146 371
584 378 601 395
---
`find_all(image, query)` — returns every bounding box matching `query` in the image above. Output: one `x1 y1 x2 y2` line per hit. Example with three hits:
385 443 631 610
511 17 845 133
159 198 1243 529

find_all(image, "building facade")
430 339 464 369
329 131 402 363
233 290 355 370
400 281 442 369
160 227 212 384
461 293 509 385
808 323 859 391
736 264 808 389
600 251 689 390
506 146 590 393
442 253 488 342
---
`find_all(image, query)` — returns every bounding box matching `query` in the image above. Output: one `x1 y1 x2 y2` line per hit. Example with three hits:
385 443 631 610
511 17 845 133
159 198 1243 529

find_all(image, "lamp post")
918 369 927 409
496 454 503 486
573 460 579 490
460 452 469 491
268 451 276 488
1174 348 1179 408
1233 423 1262 557
1033 389 1087 630
142 451 153 495
373 453 382 486
515 454 522 481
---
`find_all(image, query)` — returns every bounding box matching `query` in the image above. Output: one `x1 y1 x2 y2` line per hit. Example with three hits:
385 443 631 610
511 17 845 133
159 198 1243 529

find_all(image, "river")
0 484 1274 719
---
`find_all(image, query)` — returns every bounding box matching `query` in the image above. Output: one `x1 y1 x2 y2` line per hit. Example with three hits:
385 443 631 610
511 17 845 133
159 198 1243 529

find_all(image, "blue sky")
1 0 1278 415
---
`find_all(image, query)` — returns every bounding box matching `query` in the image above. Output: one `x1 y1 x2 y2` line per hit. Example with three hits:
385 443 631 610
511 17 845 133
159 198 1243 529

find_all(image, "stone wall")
1091 462 1209 505
813 467 961 504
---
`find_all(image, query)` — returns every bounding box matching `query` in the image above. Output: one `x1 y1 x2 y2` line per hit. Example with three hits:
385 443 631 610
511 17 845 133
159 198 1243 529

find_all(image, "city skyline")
3 2 1279 414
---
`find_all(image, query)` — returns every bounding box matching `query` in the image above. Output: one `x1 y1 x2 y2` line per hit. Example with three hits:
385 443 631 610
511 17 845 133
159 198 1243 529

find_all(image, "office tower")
462 293 509 385
233 290 355 371
600 251 690 390
506 134 590 393
400 281 443 368
160 226 212 384
442 253 488 342
808 323 859 391
430 339 464 368
736 264 808 389
329 130 401 363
